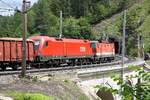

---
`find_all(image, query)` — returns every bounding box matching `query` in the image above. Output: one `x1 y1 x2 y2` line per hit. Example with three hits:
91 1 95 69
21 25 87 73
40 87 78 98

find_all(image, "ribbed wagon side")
0 38 34 70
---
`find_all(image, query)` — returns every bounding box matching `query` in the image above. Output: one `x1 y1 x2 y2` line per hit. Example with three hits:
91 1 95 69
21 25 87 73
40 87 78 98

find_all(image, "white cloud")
0 0 38 16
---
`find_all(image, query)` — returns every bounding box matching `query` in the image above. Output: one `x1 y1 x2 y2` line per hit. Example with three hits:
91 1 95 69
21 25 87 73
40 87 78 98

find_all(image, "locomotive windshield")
44 41 48 48
90 42 96 48
34 39 40 49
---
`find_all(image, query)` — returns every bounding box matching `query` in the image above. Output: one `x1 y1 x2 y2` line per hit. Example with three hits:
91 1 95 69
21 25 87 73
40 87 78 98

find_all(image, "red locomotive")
0 36 115 70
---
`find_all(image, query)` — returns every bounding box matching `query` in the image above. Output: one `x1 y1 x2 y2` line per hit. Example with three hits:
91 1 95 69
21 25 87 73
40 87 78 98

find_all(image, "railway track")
0 57 134 76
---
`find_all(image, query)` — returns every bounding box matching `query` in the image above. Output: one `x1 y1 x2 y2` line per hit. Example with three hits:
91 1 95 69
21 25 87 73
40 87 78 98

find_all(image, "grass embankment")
8 91 55 100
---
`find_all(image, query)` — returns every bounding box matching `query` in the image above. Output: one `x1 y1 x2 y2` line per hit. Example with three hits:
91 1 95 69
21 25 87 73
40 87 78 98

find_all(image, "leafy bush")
95 66 150 100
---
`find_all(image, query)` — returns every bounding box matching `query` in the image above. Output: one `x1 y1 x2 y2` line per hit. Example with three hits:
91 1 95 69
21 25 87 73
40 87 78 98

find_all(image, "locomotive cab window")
44 41 48 48
34 39 40 50
90 42 96 48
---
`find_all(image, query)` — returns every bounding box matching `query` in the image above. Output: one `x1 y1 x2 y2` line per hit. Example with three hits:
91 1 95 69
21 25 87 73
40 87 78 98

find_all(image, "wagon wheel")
1 66 6 71
12 65 18 70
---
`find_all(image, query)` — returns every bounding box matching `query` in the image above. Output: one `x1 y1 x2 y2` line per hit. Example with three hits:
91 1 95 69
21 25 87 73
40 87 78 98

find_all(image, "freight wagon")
0 38 34 70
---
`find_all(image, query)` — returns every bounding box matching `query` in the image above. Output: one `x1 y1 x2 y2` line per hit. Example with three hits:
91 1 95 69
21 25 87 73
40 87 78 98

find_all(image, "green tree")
63 17 80 38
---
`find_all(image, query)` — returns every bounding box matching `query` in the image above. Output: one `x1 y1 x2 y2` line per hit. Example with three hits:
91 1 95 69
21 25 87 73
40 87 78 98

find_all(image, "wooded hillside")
0 0 138 38
0 0 150 56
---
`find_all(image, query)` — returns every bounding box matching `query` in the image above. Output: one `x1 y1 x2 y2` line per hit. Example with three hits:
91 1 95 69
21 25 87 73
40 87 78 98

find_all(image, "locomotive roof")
62 38 89 43
29 36 90 43
29 36 55 41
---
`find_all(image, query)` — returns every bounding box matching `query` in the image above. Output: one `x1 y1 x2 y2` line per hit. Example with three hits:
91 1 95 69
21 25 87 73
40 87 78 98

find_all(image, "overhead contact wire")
0 0 16 10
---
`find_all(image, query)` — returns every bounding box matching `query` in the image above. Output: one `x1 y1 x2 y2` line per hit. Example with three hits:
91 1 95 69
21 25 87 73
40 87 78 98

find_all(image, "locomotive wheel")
72 60 76 66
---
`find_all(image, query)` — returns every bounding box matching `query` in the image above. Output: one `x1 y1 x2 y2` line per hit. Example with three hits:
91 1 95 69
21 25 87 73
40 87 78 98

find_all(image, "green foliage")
96 0 150 56
8 91 55 100
63 17 91 39
63 79 69 83
0 0 138 40
124 0 150 56
95 67 150 100
94 84 118 94
63 17 80 38
146 60 150 65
